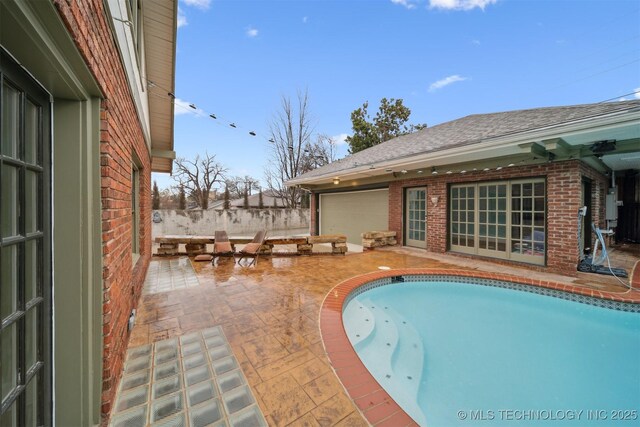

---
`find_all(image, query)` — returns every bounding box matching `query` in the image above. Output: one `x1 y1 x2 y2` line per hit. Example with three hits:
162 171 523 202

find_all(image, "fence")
151 208 311 238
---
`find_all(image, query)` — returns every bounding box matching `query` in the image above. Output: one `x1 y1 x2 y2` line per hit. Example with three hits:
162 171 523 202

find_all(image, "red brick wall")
309 160 608 275
54 0 152 416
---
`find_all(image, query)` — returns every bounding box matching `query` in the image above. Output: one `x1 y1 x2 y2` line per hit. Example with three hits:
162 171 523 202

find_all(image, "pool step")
345 298 426 426
387 305 424 418
343 301 376 347
352 297 399 381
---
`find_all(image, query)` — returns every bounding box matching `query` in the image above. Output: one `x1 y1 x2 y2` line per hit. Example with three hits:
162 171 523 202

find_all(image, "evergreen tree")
258 190 264 209
346 98 426 154
152 180 160 209
178 185 186 210
243 189 249 209
223 187 230 209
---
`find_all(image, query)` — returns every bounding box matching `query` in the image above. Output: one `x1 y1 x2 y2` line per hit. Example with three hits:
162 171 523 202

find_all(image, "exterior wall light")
333 177 340 185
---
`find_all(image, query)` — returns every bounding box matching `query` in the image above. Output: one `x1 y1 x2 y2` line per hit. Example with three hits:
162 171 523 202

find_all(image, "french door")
405 187 427 248
450 179 546 265
1 49 52 426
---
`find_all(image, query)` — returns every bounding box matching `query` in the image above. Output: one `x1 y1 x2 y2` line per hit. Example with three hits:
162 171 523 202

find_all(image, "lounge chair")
236 230 267 266
212 230 234 265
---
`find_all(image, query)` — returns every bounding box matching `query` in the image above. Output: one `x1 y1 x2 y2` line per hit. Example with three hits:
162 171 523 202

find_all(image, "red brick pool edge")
319 266 640 427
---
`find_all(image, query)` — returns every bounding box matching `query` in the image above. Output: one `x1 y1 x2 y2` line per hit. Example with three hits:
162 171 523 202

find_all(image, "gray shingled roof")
294 100 640 181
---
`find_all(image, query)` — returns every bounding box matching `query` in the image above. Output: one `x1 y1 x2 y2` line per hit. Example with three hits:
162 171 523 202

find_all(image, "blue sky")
152 0 640 190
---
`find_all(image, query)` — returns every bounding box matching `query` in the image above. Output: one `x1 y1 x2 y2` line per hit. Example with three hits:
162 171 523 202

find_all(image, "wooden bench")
155 234 348 256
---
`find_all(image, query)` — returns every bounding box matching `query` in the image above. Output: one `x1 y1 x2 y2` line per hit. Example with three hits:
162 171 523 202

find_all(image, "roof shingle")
294 100 640 180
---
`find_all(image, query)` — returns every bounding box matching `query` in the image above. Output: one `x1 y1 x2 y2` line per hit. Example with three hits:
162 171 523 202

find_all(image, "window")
127 0 144 71
450 179 546 265
1 50 51 426
131 162 140 258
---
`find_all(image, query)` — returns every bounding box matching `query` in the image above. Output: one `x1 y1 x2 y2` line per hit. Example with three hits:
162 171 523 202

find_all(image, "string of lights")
349 158 535 181
147 79 274 143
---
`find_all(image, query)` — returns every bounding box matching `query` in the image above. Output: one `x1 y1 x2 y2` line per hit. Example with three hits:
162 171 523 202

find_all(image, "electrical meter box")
605 191 618 221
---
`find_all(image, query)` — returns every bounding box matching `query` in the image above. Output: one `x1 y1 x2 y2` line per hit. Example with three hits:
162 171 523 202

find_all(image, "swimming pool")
342 277 640 426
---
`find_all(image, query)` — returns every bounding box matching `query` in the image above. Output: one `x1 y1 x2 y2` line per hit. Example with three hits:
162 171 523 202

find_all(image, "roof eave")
145 0 177 174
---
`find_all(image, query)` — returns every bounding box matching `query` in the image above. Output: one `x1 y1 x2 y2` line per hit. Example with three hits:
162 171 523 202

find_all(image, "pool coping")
319 267 640 427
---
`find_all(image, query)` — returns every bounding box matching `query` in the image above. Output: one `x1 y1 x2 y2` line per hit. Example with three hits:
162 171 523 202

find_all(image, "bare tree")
265 90 314 208
172 153 227 209
300 134 338 171
154 186 180 209
223 175 261 200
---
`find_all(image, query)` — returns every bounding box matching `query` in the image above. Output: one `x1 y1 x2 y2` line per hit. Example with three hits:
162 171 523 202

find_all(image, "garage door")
320 189 389 244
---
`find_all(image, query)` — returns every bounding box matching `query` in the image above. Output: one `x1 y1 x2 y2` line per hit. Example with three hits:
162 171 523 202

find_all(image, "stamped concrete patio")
119 247 637 426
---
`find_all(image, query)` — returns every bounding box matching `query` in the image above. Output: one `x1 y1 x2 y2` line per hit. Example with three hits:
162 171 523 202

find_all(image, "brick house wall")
53 0 152 415
313 160 608 275
310 191 318 234
389 160 607 274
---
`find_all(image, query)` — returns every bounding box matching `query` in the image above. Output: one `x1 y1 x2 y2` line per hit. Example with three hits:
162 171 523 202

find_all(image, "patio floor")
119 248 638 426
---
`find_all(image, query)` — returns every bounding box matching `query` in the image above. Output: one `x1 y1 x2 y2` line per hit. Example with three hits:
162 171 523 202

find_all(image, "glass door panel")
405 187 426 248
511 180 546 262
1 50 50 426
477 183 508 257
450 185 476 254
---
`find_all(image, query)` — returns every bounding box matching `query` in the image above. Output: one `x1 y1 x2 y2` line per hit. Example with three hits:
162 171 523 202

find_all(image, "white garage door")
320 189 389 244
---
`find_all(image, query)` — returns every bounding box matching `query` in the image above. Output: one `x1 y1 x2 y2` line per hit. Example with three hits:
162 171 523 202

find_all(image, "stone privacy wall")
54 0 152 415
152 209 311 238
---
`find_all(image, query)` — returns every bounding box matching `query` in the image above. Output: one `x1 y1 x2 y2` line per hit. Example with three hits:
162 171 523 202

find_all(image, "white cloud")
246 26 259 38
635 87 640 99
181 0 211 10
302 16 308 24
429 0 497 11
472 39 481 45
429 74 468 91
174 98 206 117
391 0 418 9
332 133 349 145
177 8 188 28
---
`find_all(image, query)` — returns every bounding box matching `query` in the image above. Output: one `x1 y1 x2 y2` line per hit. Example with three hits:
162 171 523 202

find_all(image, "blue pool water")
343 280 640 426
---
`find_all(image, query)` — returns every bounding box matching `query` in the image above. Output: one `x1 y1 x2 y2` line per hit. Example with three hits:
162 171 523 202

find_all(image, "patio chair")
212 230 234 265
235 230 267 266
